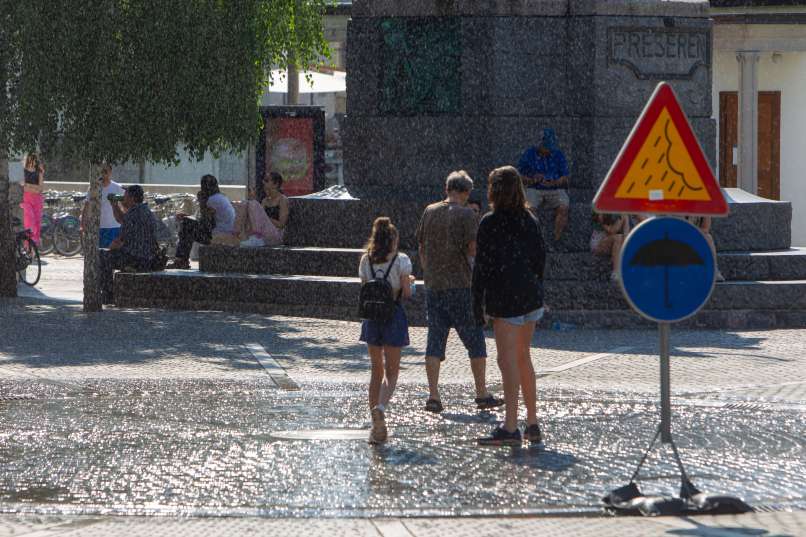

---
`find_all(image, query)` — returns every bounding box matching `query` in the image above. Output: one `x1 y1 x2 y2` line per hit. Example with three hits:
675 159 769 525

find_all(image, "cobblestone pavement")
0 258 804 535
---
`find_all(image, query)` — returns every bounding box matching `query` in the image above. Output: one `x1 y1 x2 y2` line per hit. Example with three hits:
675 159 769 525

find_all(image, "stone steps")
199 245 806 282
114 271 806 328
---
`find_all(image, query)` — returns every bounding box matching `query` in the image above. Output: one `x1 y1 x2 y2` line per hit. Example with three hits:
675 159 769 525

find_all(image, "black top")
23 169 39 186
472 209 546 322
264 204 280 221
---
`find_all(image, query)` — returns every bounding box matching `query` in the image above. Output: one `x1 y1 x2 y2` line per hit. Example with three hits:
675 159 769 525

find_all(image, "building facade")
711 0 806 246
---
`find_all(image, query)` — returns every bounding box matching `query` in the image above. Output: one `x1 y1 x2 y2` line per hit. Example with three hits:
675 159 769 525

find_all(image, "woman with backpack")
358 217 415 444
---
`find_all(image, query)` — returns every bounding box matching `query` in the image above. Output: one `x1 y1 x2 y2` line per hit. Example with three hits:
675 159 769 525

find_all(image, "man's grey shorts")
425 288 487 361
526 188 570 211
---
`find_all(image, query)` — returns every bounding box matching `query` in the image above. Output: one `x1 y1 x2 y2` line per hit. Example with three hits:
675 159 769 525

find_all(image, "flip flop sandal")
424 398 443 413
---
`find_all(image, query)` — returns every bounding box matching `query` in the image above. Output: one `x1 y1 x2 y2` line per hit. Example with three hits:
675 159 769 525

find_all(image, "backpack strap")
382 253 398 281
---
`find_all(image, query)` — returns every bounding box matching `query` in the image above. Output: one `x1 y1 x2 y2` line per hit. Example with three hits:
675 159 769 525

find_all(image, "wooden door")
718 92 738 188
718 91 781 200
757 92 781 200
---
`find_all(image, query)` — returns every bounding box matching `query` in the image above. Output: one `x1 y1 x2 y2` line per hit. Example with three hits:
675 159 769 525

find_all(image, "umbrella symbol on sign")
629 233 704 309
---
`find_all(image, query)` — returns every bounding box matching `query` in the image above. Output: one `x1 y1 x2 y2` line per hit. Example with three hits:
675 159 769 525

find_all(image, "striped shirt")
121 203 158 260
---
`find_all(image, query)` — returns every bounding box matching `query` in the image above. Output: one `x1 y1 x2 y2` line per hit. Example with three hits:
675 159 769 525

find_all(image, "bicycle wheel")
39 214 55 255
16 234 41 286
54 215 82 256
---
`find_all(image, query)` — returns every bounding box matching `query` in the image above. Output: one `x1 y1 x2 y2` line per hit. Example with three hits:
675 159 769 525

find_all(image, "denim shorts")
99 227 121 248
425 288 487 361
360 304 410 348
497 307 545 326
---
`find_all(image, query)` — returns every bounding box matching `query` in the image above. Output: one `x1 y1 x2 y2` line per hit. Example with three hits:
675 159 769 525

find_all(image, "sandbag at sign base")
603 482 753 517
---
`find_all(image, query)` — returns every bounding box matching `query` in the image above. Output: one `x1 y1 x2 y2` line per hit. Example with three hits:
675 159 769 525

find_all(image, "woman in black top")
473 165 546 446
261 172 289 232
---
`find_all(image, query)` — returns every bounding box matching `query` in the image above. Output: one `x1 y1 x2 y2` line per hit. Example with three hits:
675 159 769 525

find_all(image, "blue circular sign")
619 217 716 323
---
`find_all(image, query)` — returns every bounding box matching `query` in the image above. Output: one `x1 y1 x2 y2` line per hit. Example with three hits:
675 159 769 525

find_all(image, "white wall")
713 47 806 247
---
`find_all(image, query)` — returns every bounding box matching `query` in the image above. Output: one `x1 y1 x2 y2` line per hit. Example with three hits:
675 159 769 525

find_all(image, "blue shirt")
517 147 569 190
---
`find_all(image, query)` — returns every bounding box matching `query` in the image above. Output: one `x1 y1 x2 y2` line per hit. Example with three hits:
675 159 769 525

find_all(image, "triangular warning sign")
594 82 729 217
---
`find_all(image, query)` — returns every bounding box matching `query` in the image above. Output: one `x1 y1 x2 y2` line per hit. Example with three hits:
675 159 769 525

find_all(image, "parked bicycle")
39 191 85 257
12 217 41 286
52 193 84 256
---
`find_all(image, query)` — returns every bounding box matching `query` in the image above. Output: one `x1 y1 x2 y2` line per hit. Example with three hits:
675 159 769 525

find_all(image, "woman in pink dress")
21 154 45 245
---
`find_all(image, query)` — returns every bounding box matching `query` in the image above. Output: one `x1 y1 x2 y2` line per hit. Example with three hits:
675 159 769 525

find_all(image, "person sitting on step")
100 185 160 304
591 211 630 282
167 174 235 269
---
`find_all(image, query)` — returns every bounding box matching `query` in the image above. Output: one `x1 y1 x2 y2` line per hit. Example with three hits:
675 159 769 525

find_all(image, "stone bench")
114 269 806 328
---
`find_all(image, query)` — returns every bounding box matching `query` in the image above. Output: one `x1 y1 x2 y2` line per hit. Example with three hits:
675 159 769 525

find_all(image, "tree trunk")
287 62 300 105
0 155 16 297
82 165 102 311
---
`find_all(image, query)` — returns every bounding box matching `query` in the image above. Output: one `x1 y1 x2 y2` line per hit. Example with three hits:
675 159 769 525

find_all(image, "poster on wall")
257 107 325 199
266 117 313 196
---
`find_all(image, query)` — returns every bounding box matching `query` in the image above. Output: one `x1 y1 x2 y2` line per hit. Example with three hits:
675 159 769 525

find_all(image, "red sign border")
593 82 729 217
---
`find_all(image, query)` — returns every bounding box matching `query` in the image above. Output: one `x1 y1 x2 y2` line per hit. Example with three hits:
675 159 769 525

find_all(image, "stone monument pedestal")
115 0 806 329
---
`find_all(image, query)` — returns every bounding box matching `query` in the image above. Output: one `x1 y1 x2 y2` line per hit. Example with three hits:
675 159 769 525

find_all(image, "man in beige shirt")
416 170 503 414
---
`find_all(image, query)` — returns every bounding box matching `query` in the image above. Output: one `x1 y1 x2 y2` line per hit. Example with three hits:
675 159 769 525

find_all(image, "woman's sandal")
424 398 443 413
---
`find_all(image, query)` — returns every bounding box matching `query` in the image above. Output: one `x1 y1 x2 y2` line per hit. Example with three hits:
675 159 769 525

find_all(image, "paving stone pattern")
0 380 803 517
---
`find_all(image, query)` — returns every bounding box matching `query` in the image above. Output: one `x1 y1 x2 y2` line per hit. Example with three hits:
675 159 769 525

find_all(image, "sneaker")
370 407 387 443
610 271 619 282
475 394 505 410
424 398 443 413
477 426 522 446
524 424 543 445
715 270 725 282
166 259 190 270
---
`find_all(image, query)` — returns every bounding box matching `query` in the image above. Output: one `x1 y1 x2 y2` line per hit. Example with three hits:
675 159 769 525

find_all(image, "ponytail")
365 217 398 264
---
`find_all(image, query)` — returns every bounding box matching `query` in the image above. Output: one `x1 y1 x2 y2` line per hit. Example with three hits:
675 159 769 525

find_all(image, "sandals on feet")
475 394 505 410
370 407 387 443
424 398 443 413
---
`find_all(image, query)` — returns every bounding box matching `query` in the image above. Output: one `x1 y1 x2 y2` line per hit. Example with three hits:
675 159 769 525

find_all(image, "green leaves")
1 0 331 166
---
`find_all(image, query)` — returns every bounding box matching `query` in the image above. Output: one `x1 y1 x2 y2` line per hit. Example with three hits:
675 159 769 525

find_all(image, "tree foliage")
1 0 331 165
0 0 331 306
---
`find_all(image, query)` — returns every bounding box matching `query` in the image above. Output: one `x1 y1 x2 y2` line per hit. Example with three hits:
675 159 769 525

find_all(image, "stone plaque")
608 27 710 80
379 18 462 115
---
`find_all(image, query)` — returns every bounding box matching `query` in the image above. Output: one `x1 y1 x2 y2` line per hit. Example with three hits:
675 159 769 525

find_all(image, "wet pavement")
0 379 804 518
1 258 805 534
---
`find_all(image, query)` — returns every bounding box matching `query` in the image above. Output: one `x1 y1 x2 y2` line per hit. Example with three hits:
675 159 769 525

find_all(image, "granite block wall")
344 0 715 198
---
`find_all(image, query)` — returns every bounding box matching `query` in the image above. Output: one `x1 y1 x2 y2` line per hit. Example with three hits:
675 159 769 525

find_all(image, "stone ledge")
351 0 708 18
352 0 569 18
198 245 806 282
114 271 806 327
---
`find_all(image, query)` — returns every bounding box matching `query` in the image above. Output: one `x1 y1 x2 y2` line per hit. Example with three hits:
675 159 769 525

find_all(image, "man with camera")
99 185 160 305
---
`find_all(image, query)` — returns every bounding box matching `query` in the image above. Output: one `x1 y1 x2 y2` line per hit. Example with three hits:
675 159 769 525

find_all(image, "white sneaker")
610 271 619 282
716 270 725 282
240 235 265 248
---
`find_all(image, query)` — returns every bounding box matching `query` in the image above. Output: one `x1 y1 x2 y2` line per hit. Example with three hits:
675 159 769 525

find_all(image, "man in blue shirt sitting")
517 128 570 241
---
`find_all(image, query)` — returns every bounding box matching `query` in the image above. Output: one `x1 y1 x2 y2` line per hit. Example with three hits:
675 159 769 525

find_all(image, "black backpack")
358 253 399 322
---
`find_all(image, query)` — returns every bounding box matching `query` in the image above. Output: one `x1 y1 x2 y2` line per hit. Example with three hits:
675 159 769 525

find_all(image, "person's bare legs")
379 346 401 408
493 319 521 432
425 356 442 402
554 204 569 241
610 234 624 272
703 232 725 280
368 345 384 409
469 357 489 398
517 321 538 426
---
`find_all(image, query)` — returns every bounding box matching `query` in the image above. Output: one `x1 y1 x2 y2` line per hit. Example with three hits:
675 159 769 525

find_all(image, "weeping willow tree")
0 0 330 310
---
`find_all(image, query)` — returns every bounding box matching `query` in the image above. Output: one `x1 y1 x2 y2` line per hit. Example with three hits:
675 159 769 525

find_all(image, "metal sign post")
599 82 747 516
659 322 672 444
